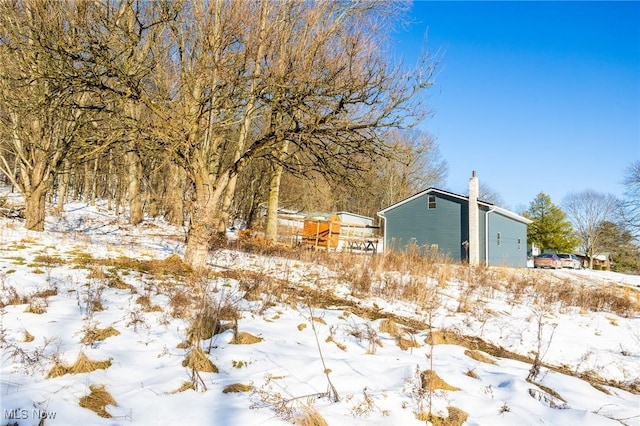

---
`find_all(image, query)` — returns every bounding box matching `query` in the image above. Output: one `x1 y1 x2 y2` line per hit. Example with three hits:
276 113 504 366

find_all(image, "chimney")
468 171 480 266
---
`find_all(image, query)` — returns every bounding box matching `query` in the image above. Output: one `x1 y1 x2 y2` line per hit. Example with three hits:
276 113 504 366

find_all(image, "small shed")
301 214 341 250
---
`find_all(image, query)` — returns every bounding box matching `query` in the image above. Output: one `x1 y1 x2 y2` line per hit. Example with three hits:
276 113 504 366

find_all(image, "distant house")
593 253 612 270
377 172 531 268
575 252 613 270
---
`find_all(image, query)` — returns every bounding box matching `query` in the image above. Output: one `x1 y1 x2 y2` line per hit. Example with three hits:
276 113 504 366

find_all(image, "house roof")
335 211 374 221
377 187 532 224
594 252 611 261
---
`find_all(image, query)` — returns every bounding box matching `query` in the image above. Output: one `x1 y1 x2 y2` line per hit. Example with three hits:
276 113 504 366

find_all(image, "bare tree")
0 2 107 230
258 3 438 241
375 129 448 211
146 1 436 267
563 190 620 269
478 182 505 207
0 1 168 230
0 0 437 270
622 161 640 237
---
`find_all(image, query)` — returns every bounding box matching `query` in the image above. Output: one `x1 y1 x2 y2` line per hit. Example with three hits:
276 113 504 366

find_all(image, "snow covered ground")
1 201 639 426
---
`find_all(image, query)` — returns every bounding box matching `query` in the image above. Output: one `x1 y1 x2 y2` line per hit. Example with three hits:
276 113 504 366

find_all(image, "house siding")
336 212 373 227
486 211 528 268
384 193 468 261
379 188 529 268
478 207 487 263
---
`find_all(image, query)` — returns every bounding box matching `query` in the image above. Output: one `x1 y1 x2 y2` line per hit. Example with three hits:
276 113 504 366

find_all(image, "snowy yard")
1 202 639 425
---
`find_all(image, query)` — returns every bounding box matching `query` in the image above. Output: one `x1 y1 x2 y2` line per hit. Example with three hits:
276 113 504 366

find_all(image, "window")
497 232 501 247
427 195 436 209
517 238 521 251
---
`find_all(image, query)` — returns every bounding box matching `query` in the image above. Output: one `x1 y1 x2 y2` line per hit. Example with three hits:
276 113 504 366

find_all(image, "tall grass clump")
79 384 117 418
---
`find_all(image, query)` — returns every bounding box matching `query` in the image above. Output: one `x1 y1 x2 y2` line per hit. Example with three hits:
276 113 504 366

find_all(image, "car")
557 253 582 269
533 253 562 269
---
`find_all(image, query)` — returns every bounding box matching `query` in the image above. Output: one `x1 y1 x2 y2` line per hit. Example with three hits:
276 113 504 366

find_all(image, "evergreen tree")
524 192 579 253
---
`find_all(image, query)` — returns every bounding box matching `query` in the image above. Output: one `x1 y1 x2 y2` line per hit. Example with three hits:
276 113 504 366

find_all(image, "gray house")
377 172 531 268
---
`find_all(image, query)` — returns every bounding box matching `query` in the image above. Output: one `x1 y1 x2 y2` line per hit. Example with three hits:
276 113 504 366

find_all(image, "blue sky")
396 1 640 212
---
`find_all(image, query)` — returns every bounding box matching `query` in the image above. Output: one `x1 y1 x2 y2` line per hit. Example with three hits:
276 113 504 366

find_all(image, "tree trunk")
25 187 48 231
114 172 122 218
90 157 99 206
106 150 113 211
217 174 237 236
127 149 143 225
72 167 81 201
165 162 186 227
265 163 284 241
20 149 53 231
183 169 230 269
265 140 289 241
82 161 90 203
56 161 70 214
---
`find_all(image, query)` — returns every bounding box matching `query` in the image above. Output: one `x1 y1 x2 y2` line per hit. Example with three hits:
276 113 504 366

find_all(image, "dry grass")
32 287 58 298
526 379 565 402
325 335 347 351
170 381 195 393
176 340 190 349
231 331 263 345
169 289 193 318
465 349 496 364
397 334 421 351
32 254 64 267
465 368 480 379
47 352 112 378
425 331 455 345
135 295 162 312
23 330 34 342
311 316 326 325
108 275 134 290
70 352 112 373
46 363 68 379
417 406 468 426
74 253 191 279
81 326 120 344
379 318 402 337
420 370 460 392
79 384 117 418
187 315 223 343
350 248 640 319
182 347 218 373
24 300 47 314
233 229 296 257
294 405 329 426
0 284 29 307
186 298 238 343
222 383 253 393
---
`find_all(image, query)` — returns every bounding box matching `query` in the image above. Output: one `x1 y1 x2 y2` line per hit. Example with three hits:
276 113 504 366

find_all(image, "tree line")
0 0 445 269
524 162 640 272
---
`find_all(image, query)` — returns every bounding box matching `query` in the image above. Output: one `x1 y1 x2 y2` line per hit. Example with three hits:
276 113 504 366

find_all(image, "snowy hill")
1 202 639 426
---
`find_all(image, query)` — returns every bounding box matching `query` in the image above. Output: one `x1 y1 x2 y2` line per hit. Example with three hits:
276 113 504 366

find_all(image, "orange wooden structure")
301 215 341 250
